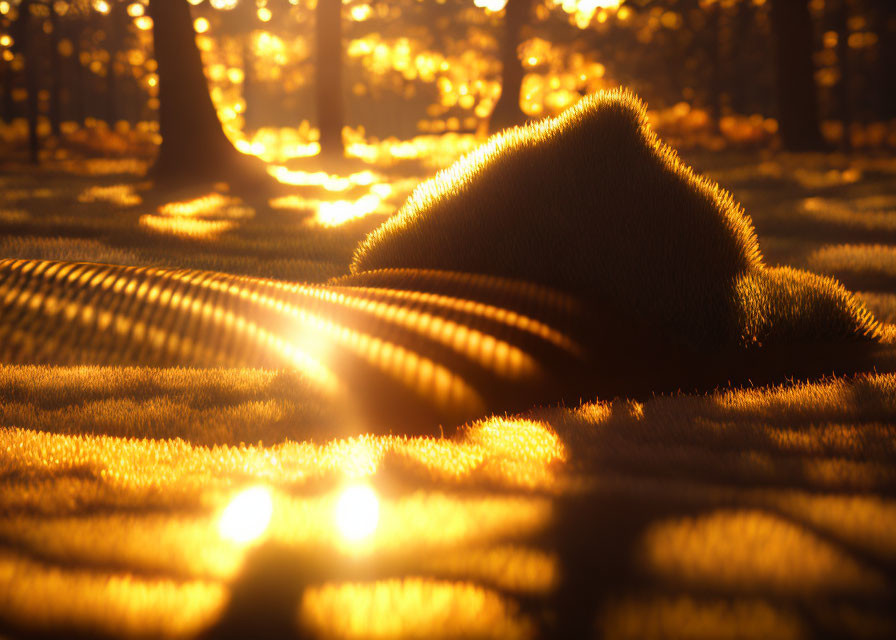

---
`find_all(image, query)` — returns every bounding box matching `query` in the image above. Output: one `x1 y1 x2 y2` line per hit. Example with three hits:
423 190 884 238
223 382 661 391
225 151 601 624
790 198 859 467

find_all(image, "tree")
10 0 39 162
48 0 62 137
315 0 345 161
833 0 852 151
768 0 826 150
489 0 533 132
147 0 271 188
104 0 128 127
873 1 895 122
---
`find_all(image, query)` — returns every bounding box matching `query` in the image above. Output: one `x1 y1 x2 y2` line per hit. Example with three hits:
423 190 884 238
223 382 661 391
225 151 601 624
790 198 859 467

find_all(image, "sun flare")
335 484 380 543
218 486 273 544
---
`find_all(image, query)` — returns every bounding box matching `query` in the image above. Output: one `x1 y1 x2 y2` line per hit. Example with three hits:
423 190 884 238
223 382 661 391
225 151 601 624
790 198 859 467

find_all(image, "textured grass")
3 121 896 638
808 244 896 291
0 166 392 284
353 91 880 351
2 372 896 638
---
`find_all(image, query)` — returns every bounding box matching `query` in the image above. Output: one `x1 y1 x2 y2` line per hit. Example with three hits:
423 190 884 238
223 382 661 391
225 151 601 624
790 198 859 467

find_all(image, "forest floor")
1 145 896 639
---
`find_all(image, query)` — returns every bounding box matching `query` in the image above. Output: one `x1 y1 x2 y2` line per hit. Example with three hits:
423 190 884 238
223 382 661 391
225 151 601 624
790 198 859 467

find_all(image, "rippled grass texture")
3 138 896 638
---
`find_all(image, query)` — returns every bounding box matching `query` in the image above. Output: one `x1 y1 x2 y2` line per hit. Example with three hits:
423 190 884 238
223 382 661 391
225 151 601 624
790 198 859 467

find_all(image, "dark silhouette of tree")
728 0 766 116
489 0 533 132
833 0 852 151
10 0 39 162
104 0 128 127
0 24 14 124
315 0 345 161
147 0 271 188
705 0 724 131
47 0 62 137
64 8 87 126
769 0 826 150
873 1 895 121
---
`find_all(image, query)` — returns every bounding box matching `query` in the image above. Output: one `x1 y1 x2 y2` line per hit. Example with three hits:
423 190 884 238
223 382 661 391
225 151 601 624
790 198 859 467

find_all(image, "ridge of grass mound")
352 89 880 351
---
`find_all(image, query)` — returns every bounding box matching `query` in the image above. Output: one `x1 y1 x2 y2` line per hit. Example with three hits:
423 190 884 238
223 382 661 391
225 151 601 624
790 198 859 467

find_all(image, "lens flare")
335 484 380 543
218 486 273 544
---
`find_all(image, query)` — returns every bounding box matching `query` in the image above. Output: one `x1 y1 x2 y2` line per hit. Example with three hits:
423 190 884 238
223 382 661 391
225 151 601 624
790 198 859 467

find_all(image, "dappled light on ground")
267 165 404 227
640 509 885 593
301 579 533 640
2 147 896 637
598 596 805 640
139 214 238 239
2 370 896 638
78 184 143 207
316 195 390 226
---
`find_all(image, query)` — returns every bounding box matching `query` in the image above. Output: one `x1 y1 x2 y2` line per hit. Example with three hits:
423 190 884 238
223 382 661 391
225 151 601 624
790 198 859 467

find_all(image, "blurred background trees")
1 0 894 168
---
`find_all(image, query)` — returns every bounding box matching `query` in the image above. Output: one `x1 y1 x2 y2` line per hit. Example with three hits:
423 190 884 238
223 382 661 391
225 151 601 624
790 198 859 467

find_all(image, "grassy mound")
352 89 880 350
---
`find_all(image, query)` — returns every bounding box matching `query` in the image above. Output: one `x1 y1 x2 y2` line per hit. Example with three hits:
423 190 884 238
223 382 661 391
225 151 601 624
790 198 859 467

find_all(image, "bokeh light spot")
219 486 273 544
335 484 380 543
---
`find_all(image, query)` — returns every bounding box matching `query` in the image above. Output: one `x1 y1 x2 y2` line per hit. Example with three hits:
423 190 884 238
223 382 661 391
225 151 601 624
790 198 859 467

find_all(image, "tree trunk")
147 0 267 187
0 57 15 124
49 0 62 138
729 0 752 115
707 2 724 131
489 0 532 133
874 2 896 121
70 25 85 125
769 0 826 150
18 0 40 163
834 0 851 151
105 1 126 128
315 0 345 161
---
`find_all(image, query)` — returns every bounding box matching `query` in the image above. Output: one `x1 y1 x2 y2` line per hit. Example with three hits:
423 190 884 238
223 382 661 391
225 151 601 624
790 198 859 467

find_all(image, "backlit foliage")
2 0 894 166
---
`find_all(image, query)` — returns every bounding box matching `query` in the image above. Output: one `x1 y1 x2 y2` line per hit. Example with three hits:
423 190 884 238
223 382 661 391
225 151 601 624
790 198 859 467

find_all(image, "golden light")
193 17 209 34
350 3 371 21
218 486 273 544
335 484 380 543
126 3 144 17
93 0 110 15
474 0 508 11
316 195 383 226
257 6 272 22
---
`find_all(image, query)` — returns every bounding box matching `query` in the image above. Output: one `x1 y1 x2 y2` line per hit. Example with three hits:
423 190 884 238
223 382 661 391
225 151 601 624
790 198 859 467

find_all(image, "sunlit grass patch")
3 367 896 638
795 196 896 238
0 550 225 639
0 366 332 445
857 291 896 324
0 236 145 266
0 163 373 283
301 578 533 639
599 596 805 640
807 244 896 290
77 184 144 207
639 508 885 593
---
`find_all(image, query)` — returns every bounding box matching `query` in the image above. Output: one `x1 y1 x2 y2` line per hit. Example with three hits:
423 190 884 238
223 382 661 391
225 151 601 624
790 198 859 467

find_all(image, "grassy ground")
1 147 896 639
